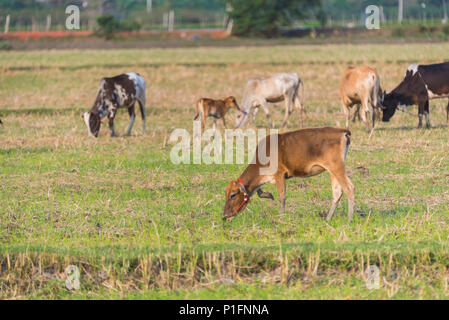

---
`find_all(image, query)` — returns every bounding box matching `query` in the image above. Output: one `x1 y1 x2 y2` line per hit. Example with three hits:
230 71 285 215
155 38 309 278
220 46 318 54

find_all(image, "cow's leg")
445 100 449 124
361 97 371 132
221 116 227 129
294 94 304 128
328 164 355 222
342 100 351 129
108 111 117 137
138 100 146 134
260 100 274 129
275 176 286 215
252 106 259 124
417 100 426 129
213 118 217 137
281 93 293 128
201 112 207 134
352 104 361 123
424 100 431 129
257 188 274 200
125 105 136 136
326 173 343 221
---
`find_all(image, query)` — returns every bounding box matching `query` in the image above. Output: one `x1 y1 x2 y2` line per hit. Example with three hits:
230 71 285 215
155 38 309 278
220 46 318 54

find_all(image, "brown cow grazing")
194 96 243 133
340 66 383 131
223 127 355 222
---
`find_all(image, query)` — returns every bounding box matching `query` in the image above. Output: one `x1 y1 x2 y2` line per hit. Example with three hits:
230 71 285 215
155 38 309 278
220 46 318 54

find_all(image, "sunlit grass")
1 43 449 299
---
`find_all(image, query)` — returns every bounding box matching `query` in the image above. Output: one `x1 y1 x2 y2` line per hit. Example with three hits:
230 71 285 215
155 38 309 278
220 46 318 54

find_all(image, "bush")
96 15 141 39
0 41 12 50
442 25 449 35
226 0 322 37
391 26 405 38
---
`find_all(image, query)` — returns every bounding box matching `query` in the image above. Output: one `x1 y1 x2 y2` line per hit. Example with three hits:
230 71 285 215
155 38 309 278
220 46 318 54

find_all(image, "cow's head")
381 91 398 122
83 111 101 137
223 180 250 220
224 96 240 110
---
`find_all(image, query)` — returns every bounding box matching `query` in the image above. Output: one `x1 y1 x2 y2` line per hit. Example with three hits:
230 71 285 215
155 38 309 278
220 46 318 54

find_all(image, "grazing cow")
0 119 2 125
223 127 355 222
236 73 305 129
194 96 243 133
83 72 146 137
382 62 449 129
340 66 383 131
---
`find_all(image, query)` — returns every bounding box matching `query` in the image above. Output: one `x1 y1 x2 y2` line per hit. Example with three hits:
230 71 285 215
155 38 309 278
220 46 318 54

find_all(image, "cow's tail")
371 73 381 109
294 77 306 115
343 130 351 161
194 99 203 120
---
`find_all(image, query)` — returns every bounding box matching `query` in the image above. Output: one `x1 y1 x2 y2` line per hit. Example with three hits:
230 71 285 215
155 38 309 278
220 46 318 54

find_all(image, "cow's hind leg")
446 100 449 125
327 164 355 222
361 97 371 132
281 92 294 128
138 100 146 134
125 105 136 136
294 94 304 127
342 100 351 129
352 104 361 123
326 173 343 221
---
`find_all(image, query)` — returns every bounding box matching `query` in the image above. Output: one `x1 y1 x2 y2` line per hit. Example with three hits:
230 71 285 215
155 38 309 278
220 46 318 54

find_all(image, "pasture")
1 43 449 299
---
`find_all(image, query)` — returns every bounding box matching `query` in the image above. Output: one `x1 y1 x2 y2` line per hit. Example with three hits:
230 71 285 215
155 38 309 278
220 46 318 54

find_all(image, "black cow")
83 72 147 137
382 62 449 129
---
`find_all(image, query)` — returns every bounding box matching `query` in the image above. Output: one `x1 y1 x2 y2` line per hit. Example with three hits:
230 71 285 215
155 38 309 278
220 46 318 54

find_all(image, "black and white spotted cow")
83 72 146 137
382 62 449 129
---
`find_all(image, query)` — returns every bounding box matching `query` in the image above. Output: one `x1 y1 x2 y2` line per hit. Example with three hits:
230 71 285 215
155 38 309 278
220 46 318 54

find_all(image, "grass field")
1 43 449 299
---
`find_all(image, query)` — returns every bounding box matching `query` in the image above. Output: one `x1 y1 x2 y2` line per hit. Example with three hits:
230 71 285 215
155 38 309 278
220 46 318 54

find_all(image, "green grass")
1 43 449 299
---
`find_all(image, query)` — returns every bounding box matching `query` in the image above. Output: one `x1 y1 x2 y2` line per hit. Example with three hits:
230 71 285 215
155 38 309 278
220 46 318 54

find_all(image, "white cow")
236 73 305 129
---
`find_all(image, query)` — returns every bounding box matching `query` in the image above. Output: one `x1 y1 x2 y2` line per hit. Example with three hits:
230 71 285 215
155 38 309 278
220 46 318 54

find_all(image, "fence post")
398 0 403 24
46 15 51 31
163 12 168 30
4 14 10 34
168 10 174 32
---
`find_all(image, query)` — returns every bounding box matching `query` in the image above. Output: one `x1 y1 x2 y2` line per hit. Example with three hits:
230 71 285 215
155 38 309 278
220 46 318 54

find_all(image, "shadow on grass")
0 146 54 155
376 124 448 131
0 107 81 116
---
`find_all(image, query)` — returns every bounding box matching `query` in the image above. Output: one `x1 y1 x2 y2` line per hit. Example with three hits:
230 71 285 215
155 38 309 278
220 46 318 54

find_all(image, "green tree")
226 0 323 37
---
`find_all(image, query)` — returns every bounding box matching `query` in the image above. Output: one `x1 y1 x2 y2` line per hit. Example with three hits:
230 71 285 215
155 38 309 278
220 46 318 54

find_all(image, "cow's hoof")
259 192 274 200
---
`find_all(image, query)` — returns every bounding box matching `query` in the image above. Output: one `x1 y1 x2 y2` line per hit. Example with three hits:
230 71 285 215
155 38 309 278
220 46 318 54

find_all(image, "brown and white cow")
194 96 243 133
236 73 305 129
223 127 355 222
382 62 449 129
83 72 146 137
340 66 383 131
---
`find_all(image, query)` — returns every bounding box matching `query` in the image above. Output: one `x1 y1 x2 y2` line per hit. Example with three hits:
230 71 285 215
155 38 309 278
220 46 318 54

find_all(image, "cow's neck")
239 165 266 196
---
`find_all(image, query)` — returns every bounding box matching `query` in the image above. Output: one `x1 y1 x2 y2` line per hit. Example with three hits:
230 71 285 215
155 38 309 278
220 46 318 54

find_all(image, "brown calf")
194 96 243 133
223 127 355 222
340 66 383 131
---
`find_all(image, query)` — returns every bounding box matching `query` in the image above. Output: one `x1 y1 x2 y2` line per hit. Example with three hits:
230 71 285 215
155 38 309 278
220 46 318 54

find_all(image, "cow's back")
255 127 350 173
340 67 379 103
